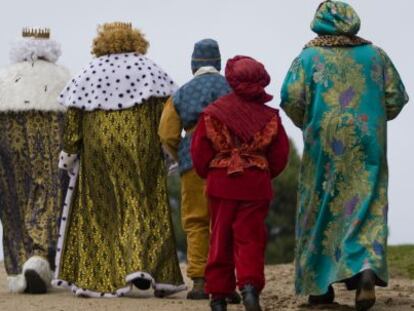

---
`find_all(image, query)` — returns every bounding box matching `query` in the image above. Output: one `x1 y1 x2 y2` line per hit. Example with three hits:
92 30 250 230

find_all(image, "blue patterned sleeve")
280 56 307 129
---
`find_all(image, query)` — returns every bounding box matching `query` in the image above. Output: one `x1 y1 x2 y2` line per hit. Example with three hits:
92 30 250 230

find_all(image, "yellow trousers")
181 169 210 279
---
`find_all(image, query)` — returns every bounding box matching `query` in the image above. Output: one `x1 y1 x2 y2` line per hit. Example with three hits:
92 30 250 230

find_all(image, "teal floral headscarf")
311 1 361 36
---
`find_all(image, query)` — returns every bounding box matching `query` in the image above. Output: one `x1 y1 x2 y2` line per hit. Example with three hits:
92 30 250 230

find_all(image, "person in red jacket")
191 55 290 311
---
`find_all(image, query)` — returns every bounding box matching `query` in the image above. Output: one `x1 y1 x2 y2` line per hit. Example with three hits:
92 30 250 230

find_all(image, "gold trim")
101 22 132 31
22 27 50 39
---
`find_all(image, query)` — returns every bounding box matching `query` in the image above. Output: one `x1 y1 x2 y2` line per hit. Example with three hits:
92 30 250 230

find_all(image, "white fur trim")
194 66 220 77
59 53 177 111
54 158 80 279
23 256 53 287
52 273 186 298
0 60 70 111
58 151 79 171
7 275 27 293
125 271 154 284
10 38 62 64
52 279 131 298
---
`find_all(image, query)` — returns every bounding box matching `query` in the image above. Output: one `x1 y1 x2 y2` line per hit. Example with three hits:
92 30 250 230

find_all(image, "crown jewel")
22 28 50 39
102 22 132 31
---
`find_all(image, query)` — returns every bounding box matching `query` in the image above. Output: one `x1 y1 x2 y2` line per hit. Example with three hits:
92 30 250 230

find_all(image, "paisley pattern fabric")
204 114 278 175
281 44 408 295
172 73 231 173
55 98 184 294
0 111 66 275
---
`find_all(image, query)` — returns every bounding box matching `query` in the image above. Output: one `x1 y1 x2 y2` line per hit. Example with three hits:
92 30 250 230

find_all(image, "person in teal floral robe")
281 1 409 309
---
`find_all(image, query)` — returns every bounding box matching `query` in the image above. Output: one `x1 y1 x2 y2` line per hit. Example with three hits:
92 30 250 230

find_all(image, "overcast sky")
0 0 412 259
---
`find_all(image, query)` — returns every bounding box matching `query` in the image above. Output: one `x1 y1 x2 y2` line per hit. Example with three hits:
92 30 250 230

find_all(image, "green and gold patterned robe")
54 52 184 297
281 1 409 296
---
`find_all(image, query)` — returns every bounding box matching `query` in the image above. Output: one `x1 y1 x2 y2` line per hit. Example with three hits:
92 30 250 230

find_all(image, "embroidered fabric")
204 114 279 175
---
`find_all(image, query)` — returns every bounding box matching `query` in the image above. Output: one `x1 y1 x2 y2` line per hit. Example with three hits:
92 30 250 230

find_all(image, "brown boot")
187 277 209 300
308 285 335 305
355 270 376 311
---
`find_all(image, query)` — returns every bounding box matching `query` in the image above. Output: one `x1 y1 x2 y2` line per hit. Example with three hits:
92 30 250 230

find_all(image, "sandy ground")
0 264 413 311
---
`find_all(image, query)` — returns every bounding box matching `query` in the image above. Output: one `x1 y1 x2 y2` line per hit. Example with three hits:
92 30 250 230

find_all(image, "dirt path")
0 264 413 311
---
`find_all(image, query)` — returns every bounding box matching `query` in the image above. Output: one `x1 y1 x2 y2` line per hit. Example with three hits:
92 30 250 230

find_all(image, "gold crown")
101 22 132 31
22 28 50 39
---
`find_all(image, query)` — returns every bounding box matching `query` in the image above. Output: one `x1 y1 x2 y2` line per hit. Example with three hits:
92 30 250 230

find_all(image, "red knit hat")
225 55 273 103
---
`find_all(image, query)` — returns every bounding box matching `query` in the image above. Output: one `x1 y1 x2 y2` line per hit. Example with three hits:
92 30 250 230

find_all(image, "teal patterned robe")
281 0 409 296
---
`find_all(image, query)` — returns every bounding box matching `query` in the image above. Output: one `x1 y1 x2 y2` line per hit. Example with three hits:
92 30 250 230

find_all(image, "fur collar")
305 35 372 49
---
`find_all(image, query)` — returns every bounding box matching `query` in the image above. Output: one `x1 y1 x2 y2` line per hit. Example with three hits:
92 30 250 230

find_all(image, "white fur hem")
8 256 53 293
58 150 79 172
125 271 154 284
52 274 186 298
7 275 27 293
23 256 53 286
52 279 131 298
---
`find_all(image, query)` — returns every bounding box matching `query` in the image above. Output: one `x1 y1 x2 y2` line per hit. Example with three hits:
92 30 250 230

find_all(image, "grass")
388 245 414 279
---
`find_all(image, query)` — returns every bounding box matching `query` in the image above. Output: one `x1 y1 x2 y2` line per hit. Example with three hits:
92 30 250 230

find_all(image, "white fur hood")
0 60 70 112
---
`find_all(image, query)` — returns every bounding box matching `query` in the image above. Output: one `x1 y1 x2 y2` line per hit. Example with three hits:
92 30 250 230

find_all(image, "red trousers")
205 197 270 297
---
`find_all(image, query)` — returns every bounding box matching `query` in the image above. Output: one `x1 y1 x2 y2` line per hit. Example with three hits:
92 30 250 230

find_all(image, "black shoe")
210 298 227 311
187 288 209 300
308 285 335 305
241 284 262 311
187 277 209 300
24 270 47 294
355 270 376 311
226 291 241 304
132 277 152 290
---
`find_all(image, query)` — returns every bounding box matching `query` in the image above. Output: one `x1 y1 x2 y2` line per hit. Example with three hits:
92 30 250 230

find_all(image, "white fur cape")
0 60 70 111
59 53 177 111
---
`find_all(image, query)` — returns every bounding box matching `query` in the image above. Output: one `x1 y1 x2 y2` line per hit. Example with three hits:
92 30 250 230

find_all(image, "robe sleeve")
280 56 307 129
190 116 216 179
158 96 182 161
378 48 409 120
63 107 83 154
58 107 83 171
267 115 290 178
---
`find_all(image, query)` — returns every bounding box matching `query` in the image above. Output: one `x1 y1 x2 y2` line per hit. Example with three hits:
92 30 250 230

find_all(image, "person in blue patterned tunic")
280 1 409 310
159 39 235 300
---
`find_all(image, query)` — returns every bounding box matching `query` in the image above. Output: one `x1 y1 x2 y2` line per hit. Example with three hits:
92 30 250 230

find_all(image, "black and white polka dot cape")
59 53 177 111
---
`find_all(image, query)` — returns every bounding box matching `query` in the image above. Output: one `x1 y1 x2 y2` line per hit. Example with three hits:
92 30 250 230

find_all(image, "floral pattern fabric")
281 44 408 295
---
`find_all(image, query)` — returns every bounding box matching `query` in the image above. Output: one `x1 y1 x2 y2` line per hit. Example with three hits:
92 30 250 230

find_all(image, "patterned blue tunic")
173 73 231 173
